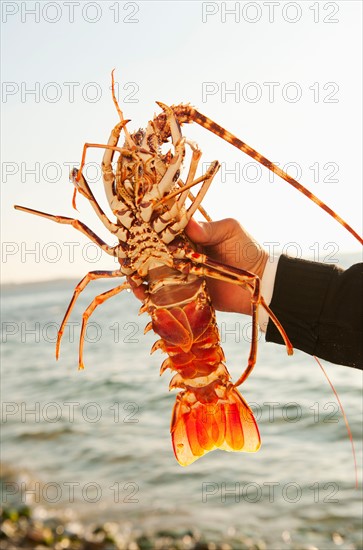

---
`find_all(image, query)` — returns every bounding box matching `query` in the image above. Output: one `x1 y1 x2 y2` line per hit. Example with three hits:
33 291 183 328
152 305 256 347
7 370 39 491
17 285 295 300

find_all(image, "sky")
1 0 362 283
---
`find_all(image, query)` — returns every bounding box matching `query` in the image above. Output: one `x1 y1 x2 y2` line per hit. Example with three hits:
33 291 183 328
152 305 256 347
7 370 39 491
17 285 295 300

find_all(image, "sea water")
1 254 362 549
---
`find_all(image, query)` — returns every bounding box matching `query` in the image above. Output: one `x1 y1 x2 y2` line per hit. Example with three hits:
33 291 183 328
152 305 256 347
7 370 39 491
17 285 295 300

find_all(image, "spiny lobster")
15 71 362 467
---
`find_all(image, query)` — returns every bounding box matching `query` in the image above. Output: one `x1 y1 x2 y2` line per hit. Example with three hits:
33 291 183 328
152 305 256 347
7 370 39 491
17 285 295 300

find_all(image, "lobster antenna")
111 69 133 146
190 109 363 246
314 355 358 489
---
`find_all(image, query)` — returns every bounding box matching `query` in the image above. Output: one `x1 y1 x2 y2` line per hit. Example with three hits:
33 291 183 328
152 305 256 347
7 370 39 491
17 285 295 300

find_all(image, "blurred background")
1 1 362 549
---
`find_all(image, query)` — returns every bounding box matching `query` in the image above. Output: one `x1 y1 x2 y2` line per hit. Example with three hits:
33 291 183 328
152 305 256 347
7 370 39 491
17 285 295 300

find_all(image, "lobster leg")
175 144 202 212
158 162 220 243
186 162 220 219
177 107 363 245
110 68 134 147
143 101 187 200
56 270 125 359
185 262 260 384
14 206 120 258
155 138 215 224
72 136 134 211
78 282 129 369
155 136 186 198
77 139 131 183
177 182 212 223
160 161 220 218
70 169 128 242
174 255 293 386
73 76 135 210
177 142 212 222
74 138 139 229
184 142 202 185
77 70 134 184
191 252 293 355
101 128 136 208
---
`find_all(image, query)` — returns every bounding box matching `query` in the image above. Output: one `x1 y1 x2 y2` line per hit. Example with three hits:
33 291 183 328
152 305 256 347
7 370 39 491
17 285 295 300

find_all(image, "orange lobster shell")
14 71 362 467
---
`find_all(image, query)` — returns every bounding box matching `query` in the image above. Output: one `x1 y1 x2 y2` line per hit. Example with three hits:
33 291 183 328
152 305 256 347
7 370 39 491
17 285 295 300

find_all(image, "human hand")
185 218 268 316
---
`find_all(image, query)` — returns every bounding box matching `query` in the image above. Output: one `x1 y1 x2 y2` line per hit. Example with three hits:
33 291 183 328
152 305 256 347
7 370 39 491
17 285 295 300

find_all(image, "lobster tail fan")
171 383 260 466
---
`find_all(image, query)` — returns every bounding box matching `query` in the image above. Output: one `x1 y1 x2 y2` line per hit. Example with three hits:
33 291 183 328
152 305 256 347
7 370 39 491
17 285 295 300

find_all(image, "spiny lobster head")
115 119 181 209
153 103 194 143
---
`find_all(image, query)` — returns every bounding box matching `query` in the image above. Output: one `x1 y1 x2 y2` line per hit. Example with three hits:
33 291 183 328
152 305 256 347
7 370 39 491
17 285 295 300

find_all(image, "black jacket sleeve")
265 255 363 369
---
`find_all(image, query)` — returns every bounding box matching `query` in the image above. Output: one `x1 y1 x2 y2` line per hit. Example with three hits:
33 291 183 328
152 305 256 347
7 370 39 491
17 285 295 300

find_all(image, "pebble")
1 505 358 550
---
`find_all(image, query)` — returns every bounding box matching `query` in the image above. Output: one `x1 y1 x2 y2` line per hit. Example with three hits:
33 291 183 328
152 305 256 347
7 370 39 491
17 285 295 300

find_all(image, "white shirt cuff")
258 254 281 333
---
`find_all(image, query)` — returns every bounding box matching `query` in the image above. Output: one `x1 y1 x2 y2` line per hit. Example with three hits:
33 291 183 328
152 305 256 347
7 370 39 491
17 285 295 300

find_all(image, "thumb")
185 218 235 246
184 218 209 243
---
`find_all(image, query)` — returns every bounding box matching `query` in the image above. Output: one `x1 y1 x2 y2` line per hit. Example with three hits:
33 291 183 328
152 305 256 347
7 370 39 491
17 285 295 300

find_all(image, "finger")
185 218 208 242
186 218 239 246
